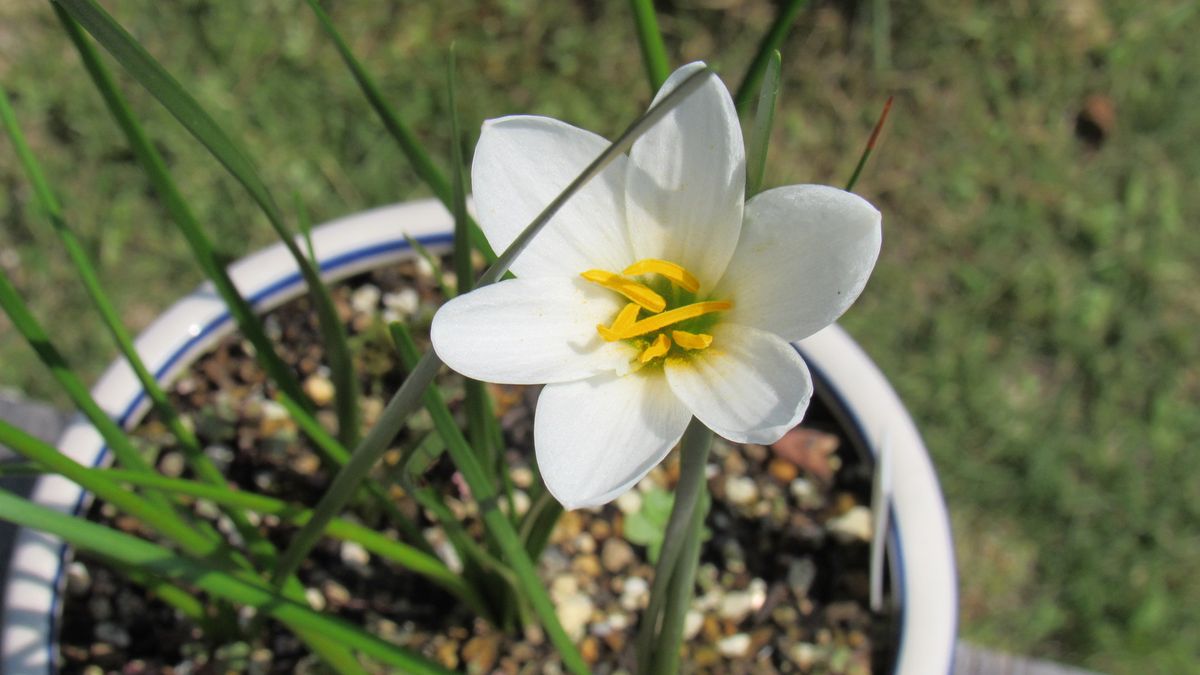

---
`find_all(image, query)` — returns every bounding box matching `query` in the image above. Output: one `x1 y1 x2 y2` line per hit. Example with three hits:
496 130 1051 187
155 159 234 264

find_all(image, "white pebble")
550 574 578 603
350 284 381 314
717 633 752 657
683 610 704 640
382 288 420 316
340 541 371 570
615 490 642 514
828 505 873 543
724 475 759 506
303 375 335 407
305 587 326 611
556 594 594 641
790 477 822 509
718 591 756 623
620 577 650 611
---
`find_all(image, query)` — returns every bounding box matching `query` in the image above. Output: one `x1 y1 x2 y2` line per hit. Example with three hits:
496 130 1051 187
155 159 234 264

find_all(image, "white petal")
625 62 745 291
665 323 812 444
536 371 692 509
716 184 882 342
431 277 635 384
472 115 633 277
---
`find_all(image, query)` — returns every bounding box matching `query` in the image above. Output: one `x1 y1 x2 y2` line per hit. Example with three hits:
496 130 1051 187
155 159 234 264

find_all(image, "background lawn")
2 1 1198 672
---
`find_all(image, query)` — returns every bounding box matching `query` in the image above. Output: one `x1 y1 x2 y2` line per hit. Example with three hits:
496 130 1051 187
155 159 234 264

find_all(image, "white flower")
431 62 881 509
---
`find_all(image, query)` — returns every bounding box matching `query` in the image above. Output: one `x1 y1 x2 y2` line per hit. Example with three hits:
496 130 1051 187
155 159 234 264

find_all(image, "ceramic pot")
1 199 956 674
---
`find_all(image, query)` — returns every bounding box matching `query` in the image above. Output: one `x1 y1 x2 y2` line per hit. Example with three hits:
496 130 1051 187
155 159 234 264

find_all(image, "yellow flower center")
582 258 732 365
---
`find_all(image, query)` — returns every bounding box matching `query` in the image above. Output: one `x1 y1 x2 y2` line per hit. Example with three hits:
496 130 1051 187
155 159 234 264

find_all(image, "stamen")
623 259 701 293
612 302 641 332
671 330 713 350
595 302 642 342
639 333 671 363
615 300 733 339
581 270 666 312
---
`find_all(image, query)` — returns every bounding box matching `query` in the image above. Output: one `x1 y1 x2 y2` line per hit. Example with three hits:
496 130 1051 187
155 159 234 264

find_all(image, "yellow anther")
639 333 672 363
671 330 713 350
595 302 642 342
612 302 641 332
623 259 701 293
617 301 733 339
581 270 666 313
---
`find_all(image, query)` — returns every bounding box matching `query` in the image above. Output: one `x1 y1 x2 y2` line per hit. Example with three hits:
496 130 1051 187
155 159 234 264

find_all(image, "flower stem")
650 487 709 674
635 418 713 672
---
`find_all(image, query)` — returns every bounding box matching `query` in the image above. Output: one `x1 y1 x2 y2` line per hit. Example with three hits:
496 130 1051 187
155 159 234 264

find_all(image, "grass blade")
0 255 188 521
0 489 454 675
302 0 496 261
734 0 808 114
844 95 895 192
276 391 435 556
55 0 359 449
97 467 485 615
1 75 274 565
745 49 782 197
270 66 713 608
49 5 311 418
629 0 671 91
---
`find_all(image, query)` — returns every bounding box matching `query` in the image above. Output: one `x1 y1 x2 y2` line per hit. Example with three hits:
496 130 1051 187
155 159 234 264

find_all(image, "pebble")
462 634 500 674
204 444 234 472
788 557 818 598
615 490 642 515
572 554 601 577
827 505 873 543
580 636 600 665
683 610 704 640
718 591 754 622
511 490 531 517
556 594 594 641
340 541 371 572
788 642 820 669
350 284 381 314
768 457 799 483
94 622 131 648
717 633 752 658
382 288 420 316
619 577 650 611
305 587 325 611
511 466 533 488
303 374 335 407
600 539 636 573
718 581 766 624
550 575 578 603
724 475 759 506
322 580 351 607
158 451 185 478
790 477 823 509
66 562 91 596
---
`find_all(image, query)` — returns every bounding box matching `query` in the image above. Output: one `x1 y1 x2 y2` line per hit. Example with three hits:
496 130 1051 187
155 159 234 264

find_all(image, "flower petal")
625 62 745 291
472 115 633 277
664 323 812 444
535 371 692 509
431 277 635 384
716 184 882 342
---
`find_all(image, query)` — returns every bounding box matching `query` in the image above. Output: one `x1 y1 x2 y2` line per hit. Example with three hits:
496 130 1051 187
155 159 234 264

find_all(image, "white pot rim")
1 198 956 675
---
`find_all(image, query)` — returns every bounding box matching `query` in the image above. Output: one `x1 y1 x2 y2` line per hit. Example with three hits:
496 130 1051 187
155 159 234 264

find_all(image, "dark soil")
57 257 896 674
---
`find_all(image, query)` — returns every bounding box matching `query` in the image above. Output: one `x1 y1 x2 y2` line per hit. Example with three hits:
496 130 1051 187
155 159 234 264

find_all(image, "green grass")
2 1 1198 672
